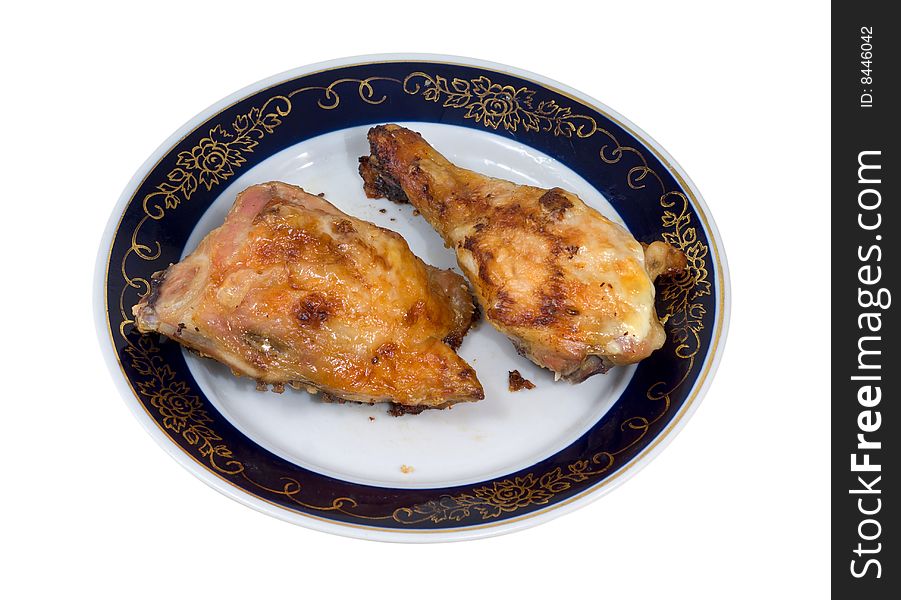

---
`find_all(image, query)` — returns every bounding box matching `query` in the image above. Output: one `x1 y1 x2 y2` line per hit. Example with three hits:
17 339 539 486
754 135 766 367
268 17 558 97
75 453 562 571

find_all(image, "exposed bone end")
643 241 688 280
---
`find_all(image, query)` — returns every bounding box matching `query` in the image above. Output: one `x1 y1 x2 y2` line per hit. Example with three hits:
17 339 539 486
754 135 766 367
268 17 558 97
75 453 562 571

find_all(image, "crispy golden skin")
133 181 483 408
360 125 686 382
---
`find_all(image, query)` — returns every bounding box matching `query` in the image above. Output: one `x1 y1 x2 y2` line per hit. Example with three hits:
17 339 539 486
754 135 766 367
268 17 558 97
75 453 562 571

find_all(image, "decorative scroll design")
402 71 667 193
403 72 598 137
394 453 614 524
125 333 394 519
125 336 244 474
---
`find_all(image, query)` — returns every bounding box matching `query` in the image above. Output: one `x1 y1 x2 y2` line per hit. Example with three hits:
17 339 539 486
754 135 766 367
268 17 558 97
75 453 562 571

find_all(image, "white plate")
96 54 730 542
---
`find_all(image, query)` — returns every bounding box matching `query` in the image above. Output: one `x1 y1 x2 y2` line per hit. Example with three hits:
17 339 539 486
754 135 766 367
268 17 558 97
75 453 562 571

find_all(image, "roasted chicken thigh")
133 181 483 408
360 125 686 382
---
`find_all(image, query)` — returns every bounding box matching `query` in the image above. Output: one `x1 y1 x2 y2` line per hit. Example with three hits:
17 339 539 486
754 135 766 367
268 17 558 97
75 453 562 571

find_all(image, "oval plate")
95 54 729 542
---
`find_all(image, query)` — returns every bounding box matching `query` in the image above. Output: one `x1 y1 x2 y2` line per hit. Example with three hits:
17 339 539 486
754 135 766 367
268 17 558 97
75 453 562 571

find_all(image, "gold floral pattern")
475 474 553 512
143 381 207 433
175 126 245 191
113 68 715 528
404 72 599 137
659 191 711 359
467 79 526 129
125 335 394 519
394 453 614 523
125 336 243 474
143 97 291 217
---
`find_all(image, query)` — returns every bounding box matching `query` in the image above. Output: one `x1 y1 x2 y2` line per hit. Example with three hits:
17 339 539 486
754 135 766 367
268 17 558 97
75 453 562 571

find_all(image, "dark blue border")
106 61 717 530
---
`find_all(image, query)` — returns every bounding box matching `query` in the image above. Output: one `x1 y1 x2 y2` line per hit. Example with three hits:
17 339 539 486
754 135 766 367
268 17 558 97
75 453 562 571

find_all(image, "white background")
1 1 829 597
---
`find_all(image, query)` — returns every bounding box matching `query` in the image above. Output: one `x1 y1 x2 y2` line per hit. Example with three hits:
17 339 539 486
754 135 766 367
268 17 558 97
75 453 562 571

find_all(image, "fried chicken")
360 125 685 382
133 181 483 408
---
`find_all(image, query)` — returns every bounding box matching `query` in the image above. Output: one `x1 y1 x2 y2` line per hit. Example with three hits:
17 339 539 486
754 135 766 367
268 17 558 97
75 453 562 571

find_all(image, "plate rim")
94 52 731 543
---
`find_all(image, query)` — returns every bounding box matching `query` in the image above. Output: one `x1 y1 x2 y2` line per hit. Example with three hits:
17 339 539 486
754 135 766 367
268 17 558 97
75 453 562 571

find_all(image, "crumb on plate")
400 464 414 474
508 370 535 392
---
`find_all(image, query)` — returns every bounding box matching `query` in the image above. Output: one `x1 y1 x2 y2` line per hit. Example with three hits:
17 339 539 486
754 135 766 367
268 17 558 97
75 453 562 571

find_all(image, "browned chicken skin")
360 125 686 382
133 181 483 408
